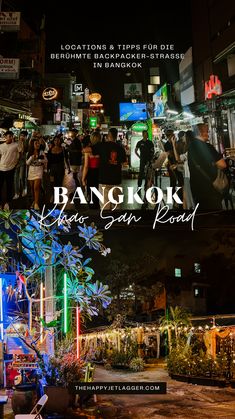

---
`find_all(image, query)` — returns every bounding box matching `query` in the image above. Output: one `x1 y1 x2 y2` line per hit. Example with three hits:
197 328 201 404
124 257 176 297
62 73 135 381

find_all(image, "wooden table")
0 396 8 419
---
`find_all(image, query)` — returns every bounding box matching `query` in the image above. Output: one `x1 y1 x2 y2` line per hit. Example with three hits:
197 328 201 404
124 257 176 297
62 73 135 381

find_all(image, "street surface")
92 365 235 418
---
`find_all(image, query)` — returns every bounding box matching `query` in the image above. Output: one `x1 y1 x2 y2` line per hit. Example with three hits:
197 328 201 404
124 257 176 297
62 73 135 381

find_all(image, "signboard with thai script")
205 75 222 100
0 58 20 79
0 12 21 31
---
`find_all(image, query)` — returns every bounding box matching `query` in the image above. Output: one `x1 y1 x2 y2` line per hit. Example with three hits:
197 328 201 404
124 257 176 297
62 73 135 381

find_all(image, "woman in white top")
26 139 47 210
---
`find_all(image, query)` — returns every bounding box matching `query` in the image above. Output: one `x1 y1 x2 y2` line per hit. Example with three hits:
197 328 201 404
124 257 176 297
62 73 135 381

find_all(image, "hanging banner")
0 58 20 79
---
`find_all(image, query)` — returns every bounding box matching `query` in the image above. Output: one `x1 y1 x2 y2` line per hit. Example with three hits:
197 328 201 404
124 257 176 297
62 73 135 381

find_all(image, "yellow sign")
13 120 24 129
18 113 31 120
42 87 58 101
89 92 101 103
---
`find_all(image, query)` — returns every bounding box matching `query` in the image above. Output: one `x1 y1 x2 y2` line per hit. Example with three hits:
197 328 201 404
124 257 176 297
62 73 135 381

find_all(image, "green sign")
89 116 97 128
131 122 148 132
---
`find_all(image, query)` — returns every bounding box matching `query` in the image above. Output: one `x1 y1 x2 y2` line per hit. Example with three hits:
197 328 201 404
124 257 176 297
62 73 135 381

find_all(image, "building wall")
191 0 235 102
0 3 45 122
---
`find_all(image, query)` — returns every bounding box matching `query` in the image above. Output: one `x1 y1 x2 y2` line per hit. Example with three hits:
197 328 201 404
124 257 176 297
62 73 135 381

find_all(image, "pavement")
90 365 235 418
3 365 235 418
10 170 158 211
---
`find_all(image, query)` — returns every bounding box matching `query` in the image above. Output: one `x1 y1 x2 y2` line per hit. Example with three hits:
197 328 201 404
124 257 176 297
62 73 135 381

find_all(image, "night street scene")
0 0 235 418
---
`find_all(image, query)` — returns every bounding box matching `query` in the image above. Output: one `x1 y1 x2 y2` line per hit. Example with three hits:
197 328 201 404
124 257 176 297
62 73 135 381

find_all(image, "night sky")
17 0 192 122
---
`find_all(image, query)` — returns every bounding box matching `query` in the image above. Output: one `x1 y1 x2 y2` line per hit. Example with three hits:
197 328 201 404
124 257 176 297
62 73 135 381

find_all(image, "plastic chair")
15 394 48 419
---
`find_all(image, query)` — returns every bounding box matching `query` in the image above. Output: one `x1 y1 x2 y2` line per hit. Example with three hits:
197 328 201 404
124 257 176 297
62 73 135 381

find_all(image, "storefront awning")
0 97 31 115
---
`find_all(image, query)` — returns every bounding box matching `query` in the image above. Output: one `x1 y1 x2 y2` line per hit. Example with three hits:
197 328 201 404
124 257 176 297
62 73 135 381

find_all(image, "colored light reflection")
0 277 3 340
64 273 68 334
76 305 80 359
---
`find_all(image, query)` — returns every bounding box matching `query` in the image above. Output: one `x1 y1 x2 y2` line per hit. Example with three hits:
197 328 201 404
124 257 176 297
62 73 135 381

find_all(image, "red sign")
205 75 222 100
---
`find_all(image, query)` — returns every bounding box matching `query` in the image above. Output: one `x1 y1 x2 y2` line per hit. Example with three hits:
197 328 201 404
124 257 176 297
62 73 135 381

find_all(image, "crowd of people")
0 123 233 211
162 124 233 210
134 124 233 211
0 127 127 210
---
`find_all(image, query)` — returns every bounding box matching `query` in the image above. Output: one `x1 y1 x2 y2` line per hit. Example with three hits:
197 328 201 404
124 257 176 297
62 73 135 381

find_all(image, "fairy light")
40 282 44 343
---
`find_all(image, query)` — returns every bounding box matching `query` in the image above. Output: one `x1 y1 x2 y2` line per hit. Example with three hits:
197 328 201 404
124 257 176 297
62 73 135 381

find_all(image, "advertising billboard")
179 47 195 106
124 83 142 98
152 84 168 117
0 12 21 31
0 58 20 79
119 103 147 122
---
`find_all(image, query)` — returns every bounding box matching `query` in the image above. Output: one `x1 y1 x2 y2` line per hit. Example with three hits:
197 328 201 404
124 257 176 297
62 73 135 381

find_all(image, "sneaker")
30 202 34 209
34 203 40 211
3 203 9 211
13 194 19 200
22 189 27 197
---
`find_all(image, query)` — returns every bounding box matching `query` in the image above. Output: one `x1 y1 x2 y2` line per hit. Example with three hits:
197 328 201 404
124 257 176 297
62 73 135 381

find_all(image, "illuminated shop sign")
89 93 101 103
18 113 32 120
205 75 222 100
42 87 58 101
131 122 148 132
89 116 98 128
72 83 83 94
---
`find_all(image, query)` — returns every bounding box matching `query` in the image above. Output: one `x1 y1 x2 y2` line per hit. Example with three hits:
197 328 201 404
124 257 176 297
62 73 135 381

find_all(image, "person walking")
26 139 47 210
171 131 195 210
82 131 101 209
47 135 67 188
93 128 126 210
13 130 29 200
188 123 226 210
135 130 154 189
66 128 82 188
0 131 20 210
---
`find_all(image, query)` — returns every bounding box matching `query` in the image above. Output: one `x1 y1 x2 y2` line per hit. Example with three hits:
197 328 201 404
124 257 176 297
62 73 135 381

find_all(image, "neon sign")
42 87 58 101
205 75 222 100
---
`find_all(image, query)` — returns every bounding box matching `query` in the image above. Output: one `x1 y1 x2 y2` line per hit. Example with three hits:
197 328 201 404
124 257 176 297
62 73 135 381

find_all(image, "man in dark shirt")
188 123 226 210
135 130 154 188
67 128 82 187
94 127 126 210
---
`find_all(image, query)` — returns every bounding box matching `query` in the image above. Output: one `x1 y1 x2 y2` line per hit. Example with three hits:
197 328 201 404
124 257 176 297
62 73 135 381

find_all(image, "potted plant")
40 340 85 414
129 357 145 372
109 350 131 369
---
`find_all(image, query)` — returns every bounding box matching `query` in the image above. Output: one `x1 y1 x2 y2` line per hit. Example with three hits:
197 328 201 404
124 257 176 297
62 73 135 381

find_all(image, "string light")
40 282 44 344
